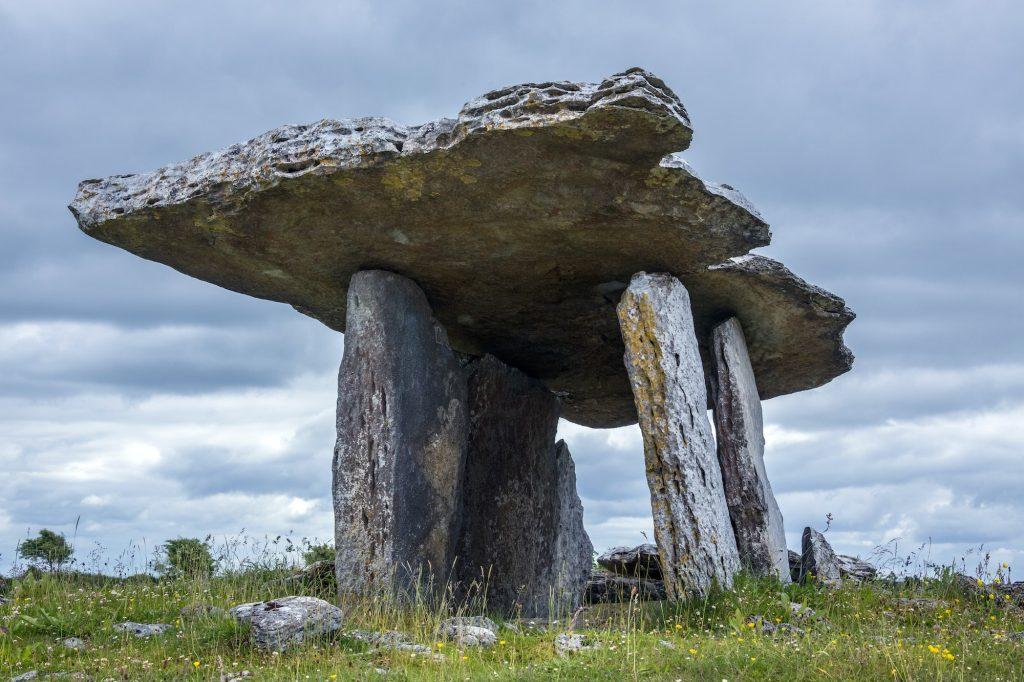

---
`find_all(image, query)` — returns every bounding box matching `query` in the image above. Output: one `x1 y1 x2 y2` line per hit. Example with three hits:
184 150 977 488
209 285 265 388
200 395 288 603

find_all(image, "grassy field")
2 564 1022 681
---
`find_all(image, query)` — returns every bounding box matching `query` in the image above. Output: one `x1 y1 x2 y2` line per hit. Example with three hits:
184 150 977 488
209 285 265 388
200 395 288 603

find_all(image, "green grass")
1 568 1022 680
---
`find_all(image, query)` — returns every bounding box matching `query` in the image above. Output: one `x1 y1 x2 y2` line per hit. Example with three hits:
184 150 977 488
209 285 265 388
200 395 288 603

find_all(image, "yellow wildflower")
193 661 201 668
688 648 698 655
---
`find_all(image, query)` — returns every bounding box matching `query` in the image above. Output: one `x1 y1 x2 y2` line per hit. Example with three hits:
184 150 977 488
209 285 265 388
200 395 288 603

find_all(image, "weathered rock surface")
617 272 740 597
230 596 343 652
333 271 468 597
70 68 852 428
836 554 877 581
113 622 171 638
710 317 789 581
458 355 592 616
584 570 667 603
693 255 855 404
799 528 843 585
554 633 600 655
60 637 86 651
596 544 662 579
439 617 498 647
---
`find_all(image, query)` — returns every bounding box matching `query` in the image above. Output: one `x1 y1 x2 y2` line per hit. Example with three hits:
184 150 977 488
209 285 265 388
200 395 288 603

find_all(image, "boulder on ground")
836 554 877 581
596 544 662 579
230 596 344 652
113 622 171 638
439 617 497 647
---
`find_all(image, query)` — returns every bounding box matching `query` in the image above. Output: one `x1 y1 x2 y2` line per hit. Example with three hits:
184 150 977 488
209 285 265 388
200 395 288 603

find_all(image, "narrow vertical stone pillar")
457 355 593 617
333 270 469 598
710 317 790 582
617 272 740 597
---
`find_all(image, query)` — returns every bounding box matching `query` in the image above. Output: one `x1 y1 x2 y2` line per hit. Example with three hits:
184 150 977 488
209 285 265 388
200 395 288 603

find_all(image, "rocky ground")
2 552 1022 681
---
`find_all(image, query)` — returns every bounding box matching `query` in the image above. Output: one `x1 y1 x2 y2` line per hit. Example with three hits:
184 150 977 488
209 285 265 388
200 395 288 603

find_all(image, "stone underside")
69 68 854 428
711 317 789 582
334 270 591 612
617 272 740 597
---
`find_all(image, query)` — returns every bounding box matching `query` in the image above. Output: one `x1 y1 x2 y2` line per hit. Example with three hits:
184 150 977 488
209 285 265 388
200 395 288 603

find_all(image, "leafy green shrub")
155 537 215 579
303 542 334 566
18 529 73 570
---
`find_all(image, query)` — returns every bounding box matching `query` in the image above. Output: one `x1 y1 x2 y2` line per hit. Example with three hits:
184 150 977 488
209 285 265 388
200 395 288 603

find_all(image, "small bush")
154 537 215 579
302 542 334 566
18 529 73 571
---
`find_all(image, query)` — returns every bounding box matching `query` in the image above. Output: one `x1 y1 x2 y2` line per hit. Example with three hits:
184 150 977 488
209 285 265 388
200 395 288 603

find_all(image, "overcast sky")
2 1 1022 575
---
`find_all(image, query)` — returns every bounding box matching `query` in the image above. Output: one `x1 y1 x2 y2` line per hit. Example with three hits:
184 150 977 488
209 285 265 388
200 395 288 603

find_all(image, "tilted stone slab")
799 527 843 586
710 317 789 581
333 270 468 597
458 355 592 616
66 67 851 429
617 272 740 597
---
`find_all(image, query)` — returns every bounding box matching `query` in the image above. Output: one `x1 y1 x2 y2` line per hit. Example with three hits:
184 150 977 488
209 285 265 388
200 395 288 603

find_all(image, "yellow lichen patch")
381 163 425 201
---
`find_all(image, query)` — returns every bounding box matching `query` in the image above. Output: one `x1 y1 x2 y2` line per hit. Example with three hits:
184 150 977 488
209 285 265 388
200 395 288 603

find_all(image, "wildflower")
329 675 337 680
499 640 506 645
746 622 755 629
435 642 444 649
461 656 469 661
928 645 940 654
675 623 682 630
688 648 698 655
976 578 984 587
750 657 757 662
193 661 201 668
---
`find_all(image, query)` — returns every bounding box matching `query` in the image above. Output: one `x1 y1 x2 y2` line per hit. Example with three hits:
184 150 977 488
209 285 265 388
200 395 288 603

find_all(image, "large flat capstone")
69 68 853 428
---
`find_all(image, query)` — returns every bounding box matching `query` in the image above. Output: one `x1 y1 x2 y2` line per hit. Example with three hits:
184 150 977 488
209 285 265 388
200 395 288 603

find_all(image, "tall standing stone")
458 355 592 616
799 527 843 586
616 272 740 597
710 317 790 581
333 270 469 598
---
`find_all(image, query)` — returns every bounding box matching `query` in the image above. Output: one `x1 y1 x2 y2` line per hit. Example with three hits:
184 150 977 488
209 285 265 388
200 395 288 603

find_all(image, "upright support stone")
710 317 790 582
616 272 740 598
458 355 593 617
333 270 469 598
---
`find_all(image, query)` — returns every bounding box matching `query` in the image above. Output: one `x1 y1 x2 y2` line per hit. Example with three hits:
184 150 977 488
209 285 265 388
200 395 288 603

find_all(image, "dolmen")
70 68 854 614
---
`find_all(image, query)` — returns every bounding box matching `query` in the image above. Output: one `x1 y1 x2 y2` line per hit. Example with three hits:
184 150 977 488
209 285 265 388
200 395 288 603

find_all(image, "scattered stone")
347 629 436 656
658 639 677 649
617 272 740 597
896 597 941 609
710 317 789 582
10 672 37 682
333 270 469 597
60 637 86 651
458 355 592 616
584 570 667 603
439 616 498 634
440 623 496 648
554 633 599 655
789 603 817 621
439 616 498 648
836 555 877 581
596 544 662 579
229 596 343 652
799 528 843 586
180 604 227 620
113 622 171 638
220 672 253 682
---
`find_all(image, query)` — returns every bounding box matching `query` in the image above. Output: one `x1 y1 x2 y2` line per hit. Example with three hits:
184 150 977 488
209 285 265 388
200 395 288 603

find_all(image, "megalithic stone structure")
458 355 592 616
333 270 469 597
617 272 740 597
710 317 790 582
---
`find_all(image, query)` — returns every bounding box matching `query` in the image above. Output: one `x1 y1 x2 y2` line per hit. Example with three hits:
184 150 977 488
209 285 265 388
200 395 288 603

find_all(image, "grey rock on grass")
113 622 171 638
230 596 343 652
799 528 843 586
